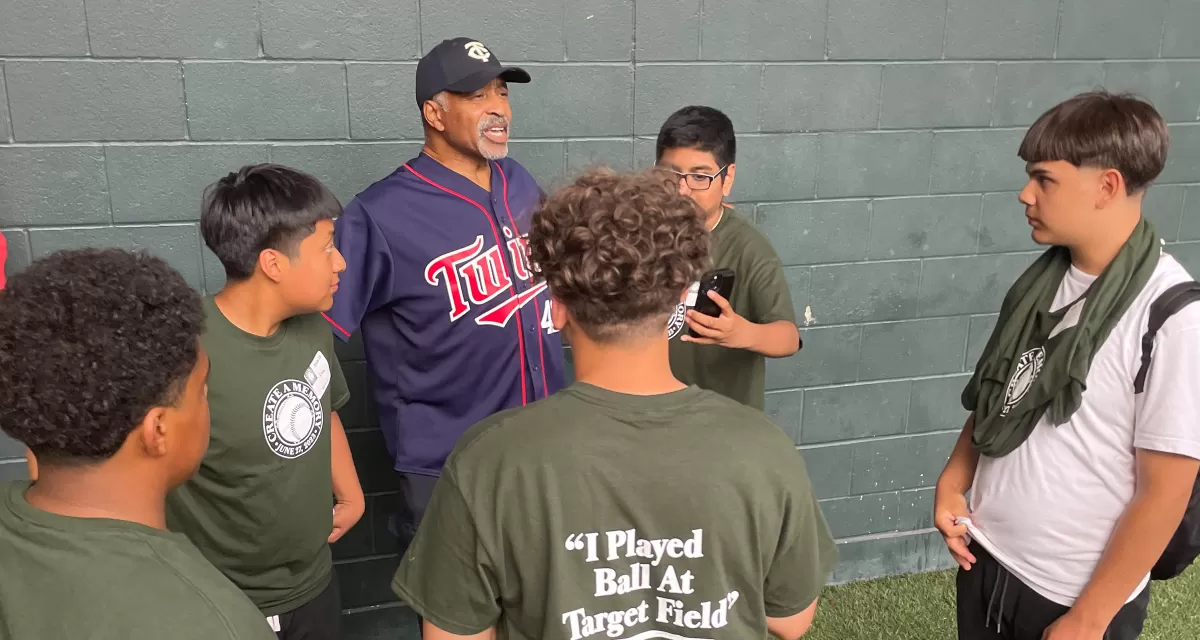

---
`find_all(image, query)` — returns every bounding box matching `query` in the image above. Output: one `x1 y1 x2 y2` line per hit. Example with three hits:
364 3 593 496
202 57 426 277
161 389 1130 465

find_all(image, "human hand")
1042 610 1107 640
329 496 365 543
681 290 754 349
934 488 976 570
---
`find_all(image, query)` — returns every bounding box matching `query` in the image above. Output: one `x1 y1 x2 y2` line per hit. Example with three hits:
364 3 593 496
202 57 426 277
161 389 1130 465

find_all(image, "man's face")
657 147 734 219
278 219 346 313
437 78 512 161
163 342 211 487
1018 161 1103 247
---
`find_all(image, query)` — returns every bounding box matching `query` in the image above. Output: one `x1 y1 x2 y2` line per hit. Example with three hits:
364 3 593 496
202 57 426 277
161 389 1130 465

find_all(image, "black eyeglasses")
662 165 728 191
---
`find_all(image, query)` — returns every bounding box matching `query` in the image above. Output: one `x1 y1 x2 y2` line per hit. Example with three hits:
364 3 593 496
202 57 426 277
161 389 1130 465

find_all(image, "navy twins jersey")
325 152 566 476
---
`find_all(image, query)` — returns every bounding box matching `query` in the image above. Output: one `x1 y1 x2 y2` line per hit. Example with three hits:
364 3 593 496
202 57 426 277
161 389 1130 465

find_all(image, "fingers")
685 317 723 339
944 536 976 571
705 290 733 313
328 527 344 543
680 335 718 344
686 310 723 330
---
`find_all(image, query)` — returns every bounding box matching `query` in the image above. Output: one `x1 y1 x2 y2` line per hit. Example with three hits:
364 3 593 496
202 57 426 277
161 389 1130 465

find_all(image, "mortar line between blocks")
81 0 94 56
1157 4 1168 58
1053 0 1065 59
416 0 423 55
8 56 1200 65
100 146 114 225
1178 188 1188 241
180 63 191 141
343 63 352 138
2 66 13 143
821 0 832 60
939 0 950 60
988 62 1000 127
256 0 265 57
697 0 704 59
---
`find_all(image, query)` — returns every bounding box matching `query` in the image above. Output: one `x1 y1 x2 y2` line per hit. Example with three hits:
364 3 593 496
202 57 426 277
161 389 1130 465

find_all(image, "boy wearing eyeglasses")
656 106 802 410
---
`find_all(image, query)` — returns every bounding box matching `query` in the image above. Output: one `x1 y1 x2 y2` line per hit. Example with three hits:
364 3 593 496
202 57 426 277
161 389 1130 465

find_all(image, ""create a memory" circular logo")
261 379 324 459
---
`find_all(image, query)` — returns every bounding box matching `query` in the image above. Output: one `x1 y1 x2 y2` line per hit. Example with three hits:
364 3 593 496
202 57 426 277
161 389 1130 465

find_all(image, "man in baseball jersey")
326 37 566 551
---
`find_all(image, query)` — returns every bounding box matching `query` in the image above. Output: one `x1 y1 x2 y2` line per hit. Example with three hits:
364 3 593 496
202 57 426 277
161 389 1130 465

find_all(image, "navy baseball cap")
415 37 531 108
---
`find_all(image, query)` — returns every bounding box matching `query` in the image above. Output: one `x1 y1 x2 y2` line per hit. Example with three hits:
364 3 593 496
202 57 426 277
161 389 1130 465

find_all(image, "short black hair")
0 248 204 464
655 105 737 169
201 163 342 281
1019 91 1169 193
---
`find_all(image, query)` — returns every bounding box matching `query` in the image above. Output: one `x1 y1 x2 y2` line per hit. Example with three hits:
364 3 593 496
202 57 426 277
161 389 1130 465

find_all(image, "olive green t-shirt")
392 382 837 639
0 482 275 640
668 207 797 410
165 297 350 616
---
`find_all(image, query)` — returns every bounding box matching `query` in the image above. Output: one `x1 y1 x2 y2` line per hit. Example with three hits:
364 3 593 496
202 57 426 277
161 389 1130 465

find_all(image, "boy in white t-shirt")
934 91 1200 640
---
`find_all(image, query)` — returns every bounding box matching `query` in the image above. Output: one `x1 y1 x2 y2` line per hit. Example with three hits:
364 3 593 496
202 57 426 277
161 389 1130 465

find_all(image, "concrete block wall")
2 0 1200 635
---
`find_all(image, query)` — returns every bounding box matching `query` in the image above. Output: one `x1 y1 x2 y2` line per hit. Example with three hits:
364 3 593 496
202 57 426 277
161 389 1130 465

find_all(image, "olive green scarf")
962 219 1161 457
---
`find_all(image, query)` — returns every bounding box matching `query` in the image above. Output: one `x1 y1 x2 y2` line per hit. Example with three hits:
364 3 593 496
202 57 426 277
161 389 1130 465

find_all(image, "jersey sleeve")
391 469 501 635
763 450 838 618
326 199 394 342
1134 316 1200 460
747 248 797 326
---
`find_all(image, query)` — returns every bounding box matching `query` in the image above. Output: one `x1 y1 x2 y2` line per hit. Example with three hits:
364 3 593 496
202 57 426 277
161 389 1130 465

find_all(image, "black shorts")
957 541 1149 640
266 571 343 640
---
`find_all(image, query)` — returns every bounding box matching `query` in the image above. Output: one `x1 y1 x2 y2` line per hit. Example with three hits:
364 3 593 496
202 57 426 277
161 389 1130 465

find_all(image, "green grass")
803 565 1200 639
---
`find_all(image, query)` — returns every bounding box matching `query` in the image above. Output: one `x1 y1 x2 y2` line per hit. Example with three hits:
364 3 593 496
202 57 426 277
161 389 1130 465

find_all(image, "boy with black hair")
392 168 836 640
167 164 363 639
656 105 800 410
0 248 274 640
935 92 1200 639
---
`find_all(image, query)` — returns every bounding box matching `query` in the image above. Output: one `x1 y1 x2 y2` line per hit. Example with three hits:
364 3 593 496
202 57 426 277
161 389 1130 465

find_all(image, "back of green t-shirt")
0 482 275 640
165 297 350 616
392 383 836 639
668 208 797 410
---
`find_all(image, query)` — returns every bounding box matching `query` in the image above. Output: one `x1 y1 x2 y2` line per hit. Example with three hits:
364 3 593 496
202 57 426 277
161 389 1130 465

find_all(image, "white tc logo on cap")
464 41 491 62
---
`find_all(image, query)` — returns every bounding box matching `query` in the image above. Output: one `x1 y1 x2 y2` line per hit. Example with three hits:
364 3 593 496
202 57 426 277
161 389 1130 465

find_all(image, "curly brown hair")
528 168 711 342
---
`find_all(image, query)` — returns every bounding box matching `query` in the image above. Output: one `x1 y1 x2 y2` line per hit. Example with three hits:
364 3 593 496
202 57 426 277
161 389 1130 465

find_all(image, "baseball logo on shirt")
666 281 701 340
1001 346 1045 417
262 378 324 459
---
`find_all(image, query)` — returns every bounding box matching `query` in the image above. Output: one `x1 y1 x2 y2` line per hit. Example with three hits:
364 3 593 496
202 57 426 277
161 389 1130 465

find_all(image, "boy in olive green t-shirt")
393 169 836 640
166 164 364 640
657 106 802 411
0 248 274 640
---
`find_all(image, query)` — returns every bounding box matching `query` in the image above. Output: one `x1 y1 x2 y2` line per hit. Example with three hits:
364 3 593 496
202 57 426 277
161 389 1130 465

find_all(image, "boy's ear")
257 249 287 283
137 407 170 459
550 296 570 332
721 163 736 198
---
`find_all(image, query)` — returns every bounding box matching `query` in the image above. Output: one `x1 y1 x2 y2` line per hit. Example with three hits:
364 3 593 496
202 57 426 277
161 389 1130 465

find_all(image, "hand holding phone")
688 268 736 338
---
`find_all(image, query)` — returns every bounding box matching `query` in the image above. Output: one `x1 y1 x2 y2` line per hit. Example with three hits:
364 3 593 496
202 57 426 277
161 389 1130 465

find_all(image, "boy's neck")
214 279 292 337
25 462 169 530
1069 204 1143 276
570 331 686 396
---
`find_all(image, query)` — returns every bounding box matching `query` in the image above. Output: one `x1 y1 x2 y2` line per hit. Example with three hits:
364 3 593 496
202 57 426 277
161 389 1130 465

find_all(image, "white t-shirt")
965 252 1200 607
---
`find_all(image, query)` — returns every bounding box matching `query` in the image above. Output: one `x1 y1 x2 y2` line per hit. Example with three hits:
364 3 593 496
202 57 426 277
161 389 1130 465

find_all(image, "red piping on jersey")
324 312 351 338
403 162 529 406
496 163 551 398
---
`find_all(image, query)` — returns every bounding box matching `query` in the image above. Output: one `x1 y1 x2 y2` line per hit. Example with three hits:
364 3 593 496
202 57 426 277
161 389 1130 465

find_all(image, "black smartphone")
688 268 736 337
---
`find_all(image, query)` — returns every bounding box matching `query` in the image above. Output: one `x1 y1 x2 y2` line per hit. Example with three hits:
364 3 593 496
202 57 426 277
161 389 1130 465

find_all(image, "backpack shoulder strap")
1135 280 1200 394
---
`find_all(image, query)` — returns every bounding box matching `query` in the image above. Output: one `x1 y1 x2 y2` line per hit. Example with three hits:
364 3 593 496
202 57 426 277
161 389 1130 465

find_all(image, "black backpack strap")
1135 281 1200 394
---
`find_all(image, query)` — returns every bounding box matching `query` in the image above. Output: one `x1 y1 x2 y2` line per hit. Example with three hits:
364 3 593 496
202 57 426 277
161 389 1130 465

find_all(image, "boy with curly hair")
391 168 837 640
0 248 274 639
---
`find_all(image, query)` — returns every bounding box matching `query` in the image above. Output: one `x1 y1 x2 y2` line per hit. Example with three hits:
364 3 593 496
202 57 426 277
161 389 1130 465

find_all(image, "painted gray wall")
2 0 1199 636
